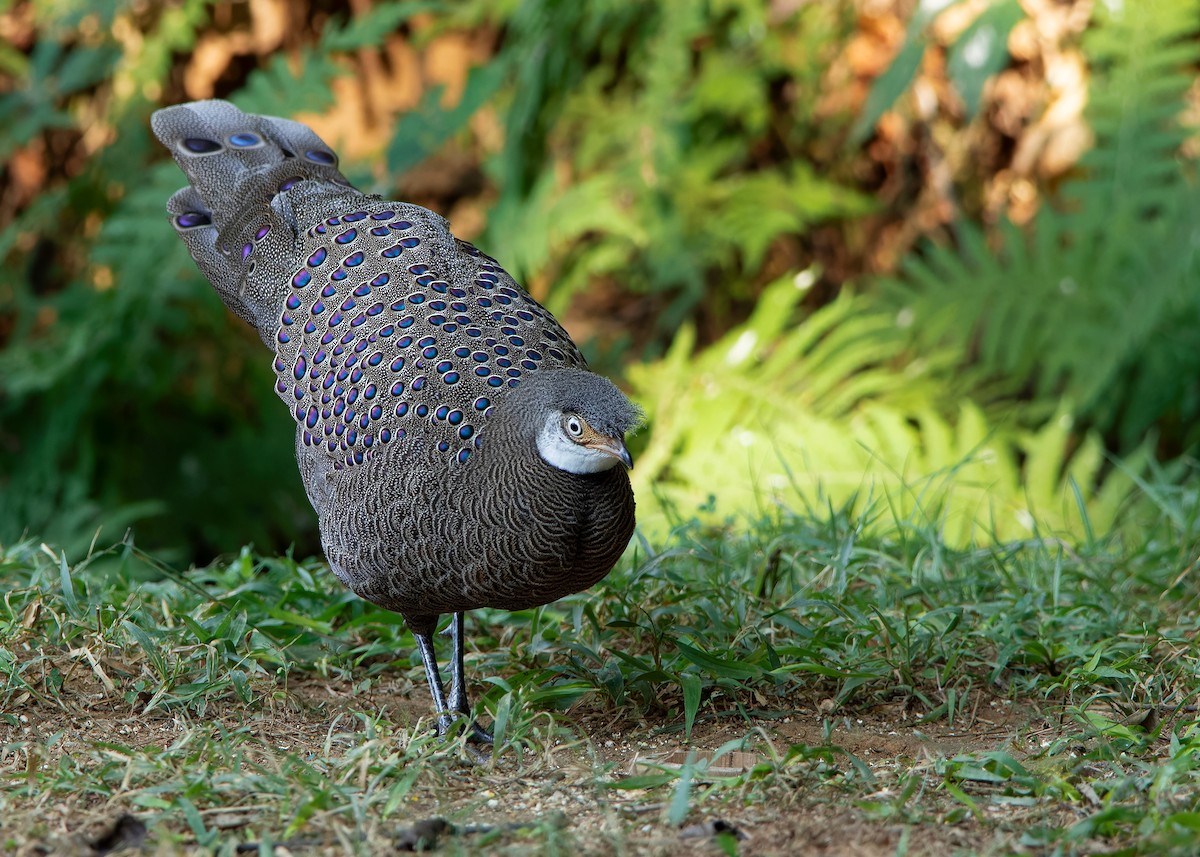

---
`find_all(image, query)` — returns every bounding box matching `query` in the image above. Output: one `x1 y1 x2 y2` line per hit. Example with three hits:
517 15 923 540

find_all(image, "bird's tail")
151 99 363 338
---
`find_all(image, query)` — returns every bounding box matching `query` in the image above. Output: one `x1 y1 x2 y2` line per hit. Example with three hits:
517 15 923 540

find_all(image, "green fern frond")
884 0 1200 448
630 278 1144 544
236 4 452 119
471 0 866 333
232 50 345 117
322 3 445 52
387 59 509 176
704 166 874 272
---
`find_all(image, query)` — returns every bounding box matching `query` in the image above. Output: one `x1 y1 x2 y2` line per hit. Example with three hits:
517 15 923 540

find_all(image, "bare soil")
1 662 1087 856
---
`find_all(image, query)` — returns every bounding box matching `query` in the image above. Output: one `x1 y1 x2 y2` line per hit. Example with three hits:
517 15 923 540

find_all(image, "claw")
435 713 494 745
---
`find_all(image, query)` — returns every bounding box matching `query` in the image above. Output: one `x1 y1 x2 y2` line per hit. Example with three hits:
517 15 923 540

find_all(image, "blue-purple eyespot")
228 131 261 148
175 212 211 229
182 138 221 154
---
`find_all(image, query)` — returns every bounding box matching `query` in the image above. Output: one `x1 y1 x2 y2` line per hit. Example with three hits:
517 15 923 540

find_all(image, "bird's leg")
446 612 469 715
446 612 494 745
413 628 456 737
414 618 492 745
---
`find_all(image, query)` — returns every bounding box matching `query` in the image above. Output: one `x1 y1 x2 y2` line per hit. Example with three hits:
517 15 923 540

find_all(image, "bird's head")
519 369 641 474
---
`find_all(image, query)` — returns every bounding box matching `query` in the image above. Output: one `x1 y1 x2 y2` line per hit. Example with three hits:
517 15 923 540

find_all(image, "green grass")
4 481 1200 855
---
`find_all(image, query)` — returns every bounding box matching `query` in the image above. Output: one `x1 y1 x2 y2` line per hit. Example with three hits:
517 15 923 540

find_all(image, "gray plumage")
152 99 638 741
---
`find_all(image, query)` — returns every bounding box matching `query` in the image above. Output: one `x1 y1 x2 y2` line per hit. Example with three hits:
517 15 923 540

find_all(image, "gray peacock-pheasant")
152 99 639 744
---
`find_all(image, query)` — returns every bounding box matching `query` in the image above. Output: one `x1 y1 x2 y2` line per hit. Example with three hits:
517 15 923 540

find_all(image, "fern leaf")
885 0 1200 447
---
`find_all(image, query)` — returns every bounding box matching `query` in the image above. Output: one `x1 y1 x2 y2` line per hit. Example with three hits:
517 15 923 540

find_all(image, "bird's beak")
588 436 633 469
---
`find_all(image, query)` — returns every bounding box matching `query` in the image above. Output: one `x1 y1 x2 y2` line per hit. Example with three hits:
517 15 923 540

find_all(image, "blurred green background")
1 0 1197 564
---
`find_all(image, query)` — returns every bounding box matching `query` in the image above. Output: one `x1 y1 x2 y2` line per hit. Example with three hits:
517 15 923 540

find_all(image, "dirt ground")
1 663 1089 856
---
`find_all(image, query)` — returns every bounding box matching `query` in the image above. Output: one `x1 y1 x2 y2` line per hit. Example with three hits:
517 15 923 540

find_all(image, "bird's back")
152 100 587 473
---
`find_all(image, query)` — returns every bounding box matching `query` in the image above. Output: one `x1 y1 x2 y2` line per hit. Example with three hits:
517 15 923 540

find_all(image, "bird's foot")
435 713 494 746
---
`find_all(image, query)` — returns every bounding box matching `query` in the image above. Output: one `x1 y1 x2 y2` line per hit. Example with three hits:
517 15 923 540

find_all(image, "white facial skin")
536 411 628 474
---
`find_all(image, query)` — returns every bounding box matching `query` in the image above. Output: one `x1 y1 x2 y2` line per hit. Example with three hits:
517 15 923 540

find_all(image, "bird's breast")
319 454 634 620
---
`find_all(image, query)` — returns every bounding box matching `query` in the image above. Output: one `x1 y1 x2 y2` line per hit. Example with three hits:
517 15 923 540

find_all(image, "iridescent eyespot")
175 212 211 228
182 138 221 154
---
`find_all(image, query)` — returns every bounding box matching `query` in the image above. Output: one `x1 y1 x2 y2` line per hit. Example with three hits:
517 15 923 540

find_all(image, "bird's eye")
564 415 583 437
